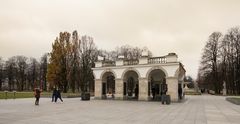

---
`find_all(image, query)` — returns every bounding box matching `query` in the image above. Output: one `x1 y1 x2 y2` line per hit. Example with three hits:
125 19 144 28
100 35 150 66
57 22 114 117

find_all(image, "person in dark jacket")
134 84 139 98
178 86 183 100
52 88 57 102
34 88 41 105
152 85 156 100
55 89 63 102
161 82 168 95
161 82 168 104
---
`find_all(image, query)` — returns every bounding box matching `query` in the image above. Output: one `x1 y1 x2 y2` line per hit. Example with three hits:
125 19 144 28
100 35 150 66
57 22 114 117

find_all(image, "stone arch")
100 69 117 80
146 66 168 79
121 67 141 79
100 69 116 98
146 66 168 100
121 67 140 99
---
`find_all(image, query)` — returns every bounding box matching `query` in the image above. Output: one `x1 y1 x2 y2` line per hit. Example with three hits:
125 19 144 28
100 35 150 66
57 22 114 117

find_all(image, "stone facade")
94 79 102 99
115 79 124 100
166 77 178 101
138 78 148 101
92 53 186 102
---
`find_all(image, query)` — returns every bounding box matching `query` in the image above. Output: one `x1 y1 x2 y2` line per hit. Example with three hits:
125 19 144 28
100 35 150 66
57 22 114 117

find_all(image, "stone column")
115 78 124 100
94 79 102 99
139 78 148 101
166 77 178 102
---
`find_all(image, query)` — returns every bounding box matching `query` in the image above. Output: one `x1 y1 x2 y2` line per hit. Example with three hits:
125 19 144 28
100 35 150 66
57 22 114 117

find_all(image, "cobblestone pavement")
0 95 240 124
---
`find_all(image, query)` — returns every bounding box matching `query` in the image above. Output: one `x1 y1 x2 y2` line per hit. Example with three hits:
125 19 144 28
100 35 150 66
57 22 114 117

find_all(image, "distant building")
92 53 186 102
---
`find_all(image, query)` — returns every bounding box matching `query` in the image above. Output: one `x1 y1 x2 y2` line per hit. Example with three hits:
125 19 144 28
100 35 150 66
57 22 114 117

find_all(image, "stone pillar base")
166 77 178 102
95 79 102 99
139 78 148 101
115 79 124 100
139 96 148 101
114 94 123 100
94 96 102 100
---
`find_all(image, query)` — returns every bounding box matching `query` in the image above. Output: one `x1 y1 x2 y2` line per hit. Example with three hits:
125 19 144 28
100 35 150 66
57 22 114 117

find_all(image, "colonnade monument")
92 52 186 102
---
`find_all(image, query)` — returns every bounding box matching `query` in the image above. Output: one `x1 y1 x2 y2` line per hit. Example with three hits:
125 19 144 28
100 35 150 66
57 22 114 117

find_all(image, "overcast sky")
1 0 240 79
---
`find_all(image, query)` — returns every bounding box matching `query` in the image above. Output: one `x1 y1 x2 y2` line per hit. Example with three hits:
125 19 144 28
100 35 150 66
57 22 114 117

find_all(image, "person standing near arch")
161 82 168 104
134 84 139 99
152 85 156 100
161 82 168 95
178 85 183 100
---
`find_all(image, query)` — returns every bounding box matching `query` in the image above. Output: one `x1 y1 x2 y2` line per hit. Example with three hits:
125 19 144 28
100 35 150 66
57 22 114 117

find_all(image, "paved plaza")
0 95 240 124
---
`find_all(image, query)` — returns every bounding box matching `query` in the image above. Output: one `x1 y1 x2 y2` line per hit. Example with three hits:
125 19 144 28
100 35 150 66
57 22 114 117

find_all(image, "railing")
123 59 139 65
102 61 116 67
148 56 166 64
100 56 166 67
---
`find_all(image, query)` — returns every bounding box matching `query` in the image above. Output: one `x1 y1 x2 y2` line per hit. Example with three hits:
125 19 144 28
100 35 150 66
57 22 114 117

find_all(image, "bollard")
13 91 16 99
4 90 8 99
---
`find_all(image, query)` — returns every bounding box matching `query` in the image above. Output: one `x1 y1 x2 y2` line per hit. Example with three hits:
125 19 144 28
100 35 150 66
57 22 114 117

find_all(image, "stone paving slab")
0 95 240 124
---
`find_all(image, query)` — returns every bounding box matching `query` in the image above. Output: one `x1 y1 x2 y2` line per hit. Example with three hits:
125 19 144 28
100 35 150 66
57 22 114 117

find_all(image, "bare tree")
5 57 17 91
116 45 142 59
198 27 240 95
79 35 98 93
98 45 152 61
200 32 222 94
222 27 240 94
15 56 28 91
40 53 48 91
27 57 40 90
0 57 5 90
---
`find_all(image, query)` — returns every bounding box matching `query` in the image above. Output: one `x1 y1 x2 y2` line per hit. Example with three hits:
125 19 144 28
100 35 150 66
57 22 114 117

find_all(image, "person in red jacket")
34 88 41 105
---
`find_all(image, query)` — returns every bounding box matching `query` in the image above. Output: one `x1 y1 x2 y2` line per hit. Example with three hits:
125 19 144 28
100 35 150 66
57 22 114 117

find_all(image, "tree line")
0 30 151 93
0 54 48 91
197 27 240 95
47 30 151 93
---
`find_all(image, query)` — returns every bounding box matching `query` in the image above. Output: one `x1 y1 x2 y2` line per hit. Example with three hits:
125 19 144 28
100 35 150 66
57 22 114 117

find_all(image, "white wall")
93 63 180 80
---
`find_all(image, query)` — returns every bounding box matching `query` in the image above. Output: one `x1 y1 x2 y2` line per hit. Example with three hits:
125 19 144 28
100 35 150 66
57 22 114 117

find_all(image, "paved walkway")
0 95 240 124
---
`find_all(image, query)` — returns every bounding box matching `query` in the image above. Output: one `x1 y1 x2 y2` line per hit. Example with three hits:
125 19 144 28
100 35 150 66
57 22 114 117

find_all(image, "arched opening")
148 69 166 101
123 70 139 100
101 72 115 99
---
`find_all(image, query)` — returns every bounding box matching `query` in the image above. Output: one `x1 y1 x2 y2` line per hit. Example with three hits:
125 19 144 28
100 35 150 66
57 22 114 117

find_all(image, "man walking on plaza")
55 88 63 102
52 88 57 102
34 88 41 105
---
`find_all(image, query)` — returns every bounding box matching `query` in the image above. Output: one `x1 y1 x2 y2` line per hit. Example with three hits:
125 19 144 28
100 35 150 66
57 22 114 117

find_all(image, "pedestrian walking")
34 88 41 105
52 88 57 102
55 89 63 102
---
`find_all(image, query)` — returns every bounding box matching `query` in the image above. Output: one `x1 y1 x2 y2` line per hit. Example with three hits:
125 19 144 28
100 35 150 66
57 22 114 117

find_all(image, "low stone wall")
184 89 201 95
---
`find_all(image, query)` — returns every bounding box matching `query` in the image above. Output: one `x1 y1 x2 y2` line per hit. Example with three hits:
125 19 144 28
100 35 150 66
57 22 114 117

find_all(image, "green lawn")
0 91 81 99
226 96 240 105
